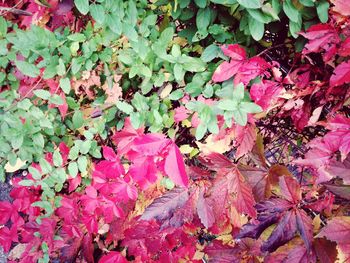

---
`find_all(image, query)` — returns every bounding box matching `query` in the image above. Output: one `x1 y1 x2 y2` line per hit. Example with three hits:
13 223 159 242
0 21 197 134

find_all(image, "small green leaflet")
16 60 40 78
237 0 262 9
74 0 89 15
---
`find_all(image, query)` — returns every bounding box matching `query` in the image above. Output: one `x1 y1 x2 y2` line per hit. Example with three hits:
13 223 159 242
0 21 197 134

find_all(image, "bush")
0 0 350 262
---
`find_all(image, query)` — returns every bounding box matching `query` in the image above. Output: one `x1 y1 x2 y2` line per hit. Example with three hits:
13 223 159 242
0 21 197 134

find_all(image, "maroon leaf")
313 238 338 263
140 187 189 222
197 189 215 228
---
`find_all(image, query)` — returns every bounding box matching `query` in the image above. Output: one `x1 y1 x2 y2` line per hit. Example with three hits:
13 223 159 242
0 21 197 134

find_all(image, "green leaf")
79 140 91 154
240 102 263 113
19 180 34 186
217 100 237 111
68 145 79 160
169 90 184 100
247 8 272 23
53 150 63 167
181 56 206 72
74 0 89 15
283 0 300 23
201 44 221 62
0 16 7 37
34 89 51 100
289 19 301 38
77 156 88 173
16 60 40 78
248 15 265 41
67 33 86 42
233 83 245 101
28 167 42 180
107 14 122 35
33 133 45 148
72 110 84 129
174 63 185 81
59 77 71 94
116 101 134 114
237 0 262 9
233 109 248 126
299 0 314 7
196 7 211 31
316 0 329 23
49 94 64 105
194 0 207 8
195 122 207 140
68 162 78 178
90 4 106 25
39 158 52 174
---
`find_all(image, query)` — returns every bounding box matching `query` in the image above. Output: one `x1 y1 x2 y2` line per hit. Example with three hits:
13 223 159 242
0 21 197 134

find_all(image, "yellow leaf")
5 159 26 173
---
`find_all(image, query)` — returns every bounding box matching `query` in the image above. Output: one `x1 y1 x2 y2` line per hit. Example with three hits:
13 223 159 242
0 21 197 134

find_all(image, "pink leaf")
221 44 246 60
102 146 118 161
331 0 350 16
164 143 189 187
197 189 215 228
132 134 169 156
99 251 128 263
330 61 350 87
212 60 243 82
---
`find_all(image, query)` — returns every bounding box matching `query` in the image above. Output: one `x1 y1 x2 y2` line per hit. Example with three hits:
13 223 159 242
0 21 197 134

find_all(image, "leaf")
99 251 128 263
330 61 350 88
16 60 40 78
316 0 329 23
34 89 51 100
74 0 89 15
278 176 301 203
240 102 262 113
318 216 350 244
196 7 211 31
248 15 265 41
197 189 215 228
331 0 350 16
164 143 189 187
140 187 189 221
237 0 262 9
90 4 105 24
283 0 300 23
72 110 84 129
295 209 313 251
201 44 221 62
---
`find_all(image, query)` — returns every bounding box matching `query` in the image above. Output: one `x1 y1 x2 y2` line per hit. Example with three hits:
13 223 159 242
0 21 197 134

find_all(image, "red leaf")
234 123 257 158
212 60 243 82
164 143 189 187
250 80 282 111
132 134 169 156
112 117 144 155
300 24 340 63
234 57 271 85
330 61 350 87
197 189 215 228
318 216 350 244
99 251 128 263
339 38 350 57
221 44 246 60
279 176 301 204
140 187 189 222
313 238 338 263
102 146 118 161
229 169 257 218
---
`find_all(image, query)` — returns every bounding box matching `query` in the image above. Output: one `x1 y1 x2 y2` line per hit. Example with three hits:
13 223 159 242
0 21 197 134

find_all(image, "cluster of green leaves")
0 0 330 183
